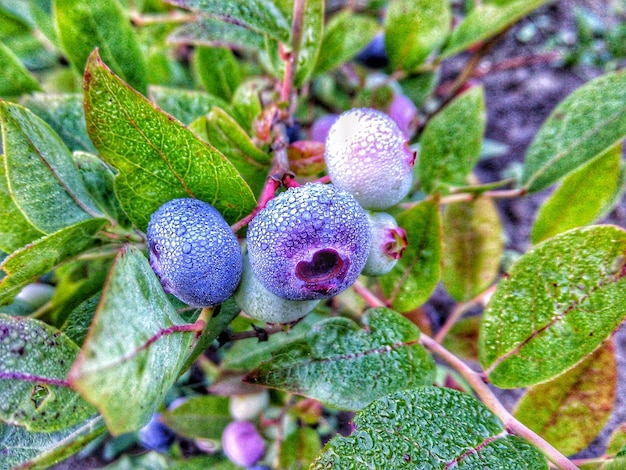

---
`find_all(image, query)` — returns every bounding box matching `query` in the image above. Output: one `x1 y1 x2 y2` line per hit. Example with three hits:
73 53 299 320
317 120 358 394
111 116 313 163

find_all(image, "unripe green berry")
362 212 408 277
325 108 415 210
234 255 320 324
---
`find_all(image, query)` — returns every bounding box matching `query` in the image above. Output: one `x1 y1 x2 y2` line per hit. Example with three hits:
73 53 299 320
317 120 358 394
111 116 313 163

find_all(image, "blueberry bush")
1 1 626 469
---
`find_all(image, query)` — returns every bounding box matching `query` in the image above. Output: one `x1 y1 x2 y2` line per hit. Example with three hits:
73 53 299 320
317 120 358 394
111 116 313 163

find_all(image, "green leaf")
479 225 626 388
442 315 481 362
279 426 321 470
312 386 548 469
607 423 626 456
384 0 451 71
441 0 549 58
83 51 256 230
72 151 131 228
0 314 97 431
60 293 101 346
522 70 626 193
200 107 271 196
0 415 105 470
54 0 147 94
313 11 378 76
280 0 324 86
179 298 241 373
68 245 197 435
0 102 103 233
168 16 266 52
0 218 108 306
160 395 230 439
167 0 291 43
221 312 325 371
514 341 616 456
0 40 41 96
419 86 486 194
148 85 230 125
379 200 442 312
23 93 96 153
531 143 623 244
245 308 436 411
399 71 438 108
442 194 503 301
0 153 44 253
230 77 269 133
194 47 241 102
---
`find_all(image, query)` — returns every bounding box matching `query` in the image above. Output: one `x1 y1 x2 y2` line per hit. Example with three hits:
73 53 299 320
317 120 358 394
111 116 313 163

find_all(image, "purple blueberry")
246 183 371 301
325 108 415 210
355 33 389 68
147 198 242 307
310 114 338 143
138 413 174 452
387 92 418 139
222 420 265 467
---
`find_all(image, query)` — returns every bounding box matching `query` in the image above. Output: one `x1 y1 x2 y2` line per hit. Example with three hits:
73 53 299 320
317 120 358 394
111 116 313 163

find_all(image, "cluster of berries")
147 108 414 324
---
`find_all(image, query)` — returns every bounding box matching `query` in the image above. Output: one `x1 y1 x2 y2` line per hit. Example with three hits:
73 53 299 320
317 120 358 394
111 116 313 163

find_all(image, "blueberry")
222 420 265 467
234 255 320 323
147 198 243 307
355 33 389 68
325 108 415 210
309 114 338 143
387 92 418 139
137 413 174 452
362 212 408 277
246 183 371 301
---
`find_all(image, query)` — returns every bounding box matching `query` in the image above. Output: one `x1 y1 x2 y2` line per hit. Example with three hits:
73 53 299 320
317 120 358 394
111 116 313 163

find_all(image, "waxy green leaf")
201 107 271 196
441 0 549 58
442 194 503 301
0 415 105 470
419 86 486 194
83 51 256 230
279 426 321 470
194 47 242 102
0 218 108 306
479 225 626 388
0 314 97 431
68 245 197 435
0 102 103 233
313 11 379 76
0 40 41 96
312 386 548 469
607 424 626 456
148 86 230 125
442 315 481 362
168 16 266 52
23 93 96 153
72 152 131 228
379 200 442 312
54 0 147 94
384 0 451 71
0 153 44 254
167 0 291 42
245 308 436 411
531 143 623 244
522 70 626 193
160 395 230 439
514 341 616 456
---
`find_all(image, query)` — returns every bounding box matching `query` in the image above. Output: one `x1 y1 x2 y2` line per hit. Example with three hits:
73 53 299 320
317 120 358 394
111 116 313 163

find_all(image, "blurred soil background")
55 0 626 466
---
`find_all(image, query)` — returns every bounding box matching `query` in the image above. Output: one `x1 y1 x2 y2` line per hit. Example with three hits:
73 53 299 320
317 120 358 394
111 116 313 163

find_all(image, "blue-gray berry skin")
246 183 371 301
147 198 242 307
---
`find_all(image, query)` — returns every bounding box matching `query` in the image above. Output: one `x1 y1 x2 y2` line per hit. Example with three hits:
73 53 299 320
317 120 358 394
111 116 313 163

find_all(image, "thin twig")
420 335 579 470
434 285 496 343
281 0 306 103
